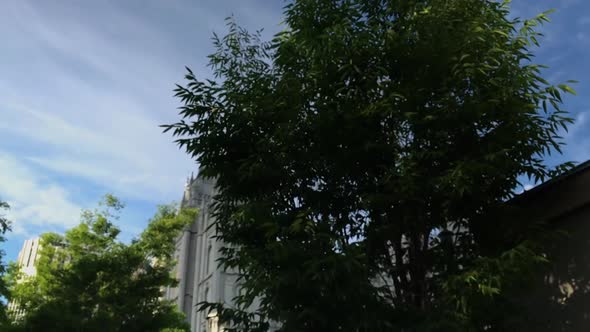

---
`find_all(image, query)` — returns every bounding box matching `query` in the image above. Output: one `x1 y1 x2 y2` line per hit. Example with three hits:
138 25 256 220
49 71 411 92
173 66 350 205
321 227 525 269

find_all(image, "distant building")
7 237 41 318
164 174 244 332
15 237 40 277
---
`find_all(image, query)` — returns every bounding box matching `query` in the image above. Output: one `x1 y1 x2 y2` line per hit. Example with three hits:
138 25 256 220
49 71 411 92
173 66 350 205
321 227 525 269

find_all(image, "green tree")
9 195 195 332
0 200 12 327
164 0 575 330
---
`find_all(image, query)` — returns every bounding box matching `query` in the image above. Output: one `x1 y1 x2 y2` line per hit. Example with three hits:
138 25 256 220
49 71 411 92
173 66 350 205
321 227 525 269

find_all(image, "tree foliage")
164 0 575 330
0 200 12 328
7 195 195 332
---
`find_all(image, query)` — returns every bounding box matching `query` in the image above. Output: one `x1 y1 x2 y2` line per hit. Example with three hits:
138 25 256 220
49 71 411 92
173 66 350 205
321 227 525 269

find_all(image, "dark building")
514 160 590 331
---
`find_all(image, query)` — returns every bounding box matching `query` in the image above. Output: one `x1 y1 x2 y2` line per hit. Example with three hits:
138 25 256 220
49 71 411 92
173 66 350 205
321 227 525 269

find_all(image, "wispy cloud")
568 111 588 137
0 0 283 207
559 111 590 165
0 1 199 203
0 98 193 202
0 0 284 259
0 153 82 237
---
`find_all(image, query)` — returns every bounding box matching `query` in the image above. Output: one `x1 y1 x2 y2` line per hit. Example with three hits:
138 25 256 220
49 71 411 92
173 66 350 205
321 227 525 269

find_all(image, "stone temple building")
167 160 590 331
164 174 243 332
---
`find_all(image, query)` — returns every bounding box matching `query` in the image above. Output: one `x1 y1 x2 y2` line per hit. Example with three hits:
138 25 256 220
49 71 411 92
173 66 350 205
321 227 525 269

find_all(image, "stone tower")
164 173 241 332
8 237 41 319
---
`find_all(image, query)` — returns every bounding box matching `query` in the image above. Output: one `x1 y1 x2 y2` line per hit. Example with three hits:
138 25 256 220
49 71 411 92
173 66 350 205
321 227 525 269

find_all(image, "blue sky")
0 0 589 262
0 0 284 261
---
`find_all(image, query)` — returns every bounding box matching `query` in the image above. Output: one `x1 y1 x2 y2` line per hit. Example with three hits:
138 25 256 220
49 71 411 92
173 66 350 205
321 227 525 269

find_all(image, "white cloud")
0 0 284 207
562 111 590 163
575 111 587 127
0 100 194 202
0 1 288 251
0 152 157 243
0 153 82 237
566 111 587 138
0 1 201 203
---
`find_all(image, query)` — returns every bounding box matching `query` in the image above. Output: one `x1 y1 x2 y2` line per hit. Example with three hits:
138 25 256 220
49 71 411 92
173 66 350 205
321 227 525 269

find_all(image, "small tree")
164 0 575 330
8 195 195 332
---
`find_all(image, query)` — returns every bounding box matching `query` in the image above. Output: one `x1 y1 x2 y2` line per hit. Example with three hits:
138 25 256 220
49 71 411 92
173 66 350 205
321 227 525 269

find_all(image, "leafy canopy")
164 0 575 331
0 200 12 328
7 195 195 332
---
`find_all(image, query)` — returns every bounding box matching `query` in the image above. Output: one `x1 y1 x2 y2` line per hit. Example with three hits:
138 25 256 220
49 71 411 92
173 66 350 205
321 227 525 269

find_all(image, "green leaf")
558 84 577 95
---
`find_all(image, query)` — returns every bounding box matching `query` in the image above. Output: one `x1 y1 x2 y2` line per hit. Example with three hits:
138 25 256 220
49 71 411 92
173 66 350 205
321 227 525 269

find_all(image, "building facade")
513 160 590 331
165 174 242 332
7 237 41 318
